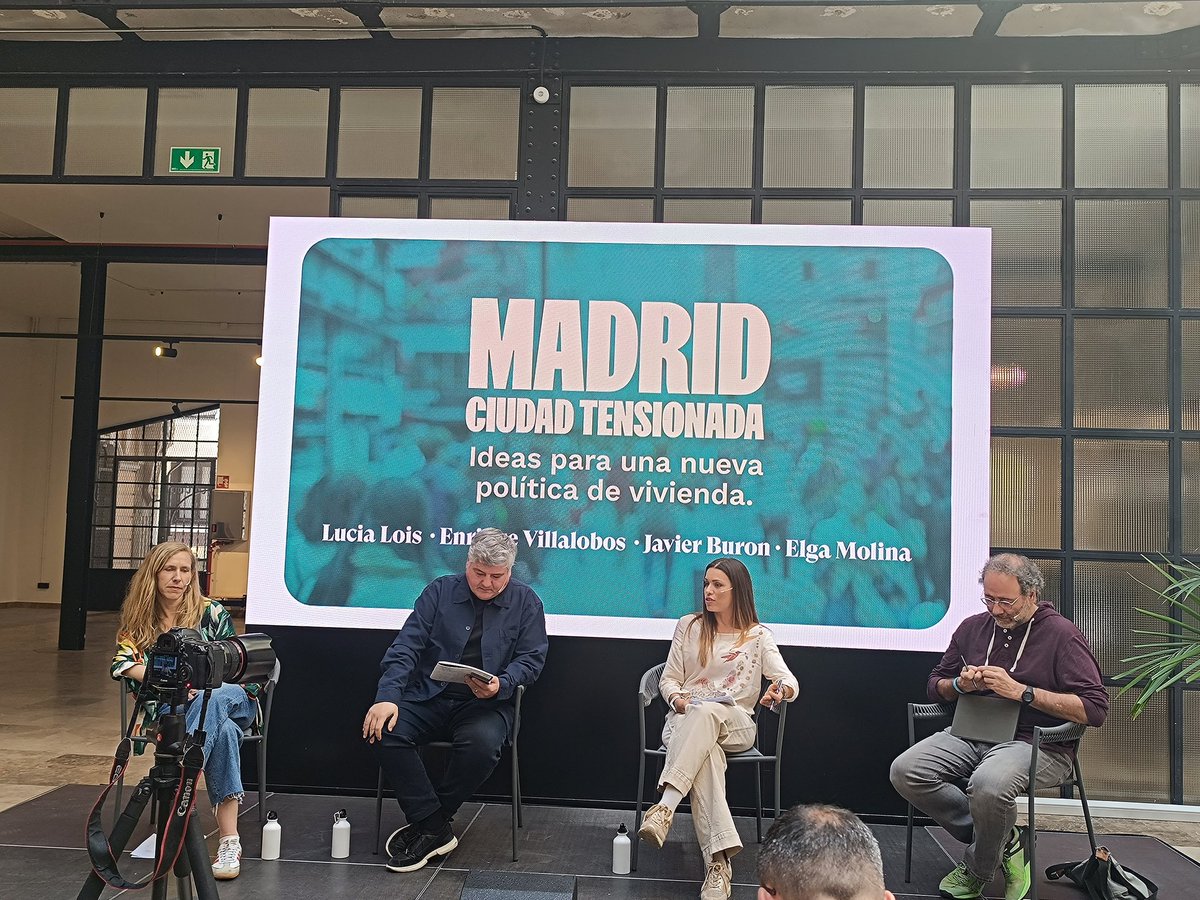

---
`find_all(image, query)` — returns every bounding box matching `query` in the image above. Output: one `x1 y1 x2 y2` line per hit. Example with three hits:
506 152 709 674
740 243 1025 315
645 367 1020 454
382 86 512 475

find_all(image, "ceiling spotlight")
170 402 182 415
254 348 264 367
155 342 178 359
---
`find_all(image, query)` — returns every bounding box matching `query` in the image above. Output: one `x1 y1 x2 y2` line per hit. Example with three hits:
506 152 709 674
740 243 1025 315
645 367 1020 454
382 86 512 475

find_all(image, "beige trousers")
659 702 757 860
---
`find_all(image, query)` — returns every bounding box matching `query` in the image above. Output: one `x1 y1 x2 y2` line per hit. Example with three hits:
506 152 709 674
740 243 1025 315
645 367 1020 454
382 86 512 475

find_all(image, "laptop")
951 693 1021 744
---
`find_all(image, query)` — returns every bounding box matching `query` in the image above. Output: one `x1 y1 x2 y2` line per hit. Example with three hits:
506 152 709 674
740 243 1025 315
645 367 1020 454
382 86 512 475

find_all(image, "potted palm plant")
1116 558 1200 718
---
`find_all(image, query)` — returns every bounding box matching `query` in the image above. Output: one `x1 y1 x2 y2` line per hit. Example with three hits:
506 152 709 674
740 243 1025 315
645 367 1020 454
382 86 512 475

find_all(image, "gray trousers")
889 728 1073 880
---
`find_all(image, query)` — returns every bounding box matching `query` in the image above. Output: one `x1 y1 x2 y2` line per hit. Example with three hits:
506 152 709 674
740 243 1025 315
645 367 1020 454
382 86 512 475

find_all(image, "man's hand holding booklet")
431 661 495 684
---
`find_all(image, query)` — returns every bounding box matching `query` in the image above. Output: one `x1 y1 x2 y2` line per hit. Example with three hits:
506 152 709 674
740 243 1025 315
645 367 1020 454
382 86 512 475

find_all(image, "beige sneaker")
700 857 732 900
212 835 241 880
637 804 674 848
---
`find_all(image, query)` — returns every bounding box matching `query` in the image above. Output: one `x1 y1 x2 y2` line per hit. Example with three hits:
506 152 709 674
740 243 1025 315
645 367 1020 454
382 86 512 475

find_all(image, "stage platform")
0 785 1195 898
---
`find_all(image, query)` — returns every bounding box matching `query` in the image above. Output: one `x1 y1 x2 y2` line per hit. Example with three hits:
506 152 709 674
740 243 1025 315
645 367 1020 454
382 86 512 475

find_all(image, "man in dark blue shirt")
363 528 548 873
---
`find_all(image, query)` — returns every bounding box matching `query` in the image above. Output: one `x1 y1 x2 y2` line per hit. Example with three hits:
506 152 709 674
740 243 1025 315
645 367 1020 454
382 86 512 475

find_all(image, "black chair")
632 662 789 872
115 658 282 822
372 683 525 862
903 702 1098 900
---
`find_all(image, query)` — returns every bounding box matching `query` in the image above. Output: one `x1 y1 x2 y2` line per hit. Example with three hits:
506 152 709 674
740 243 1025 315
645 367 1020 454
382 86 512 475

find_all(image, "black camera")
146 627 275 696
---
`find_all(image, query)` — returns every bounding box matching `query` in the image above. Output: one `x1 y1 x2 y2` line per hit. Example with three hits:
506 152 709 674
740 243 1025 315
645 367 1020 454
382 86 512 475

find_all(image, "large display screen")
247 218 990 650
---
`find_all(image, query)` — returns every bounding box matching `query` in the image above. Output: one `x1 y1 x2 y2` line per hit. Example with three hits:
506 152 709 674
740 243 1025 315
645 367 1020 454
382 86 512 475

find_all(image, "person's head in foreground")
757 804 895 900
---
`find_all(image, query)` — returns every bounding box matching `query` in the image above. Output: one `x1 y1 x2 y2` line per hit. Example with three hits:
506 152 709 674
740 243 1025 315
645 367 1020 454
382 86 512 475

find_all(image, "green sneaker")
938 862 988 900
1001 826 1032 900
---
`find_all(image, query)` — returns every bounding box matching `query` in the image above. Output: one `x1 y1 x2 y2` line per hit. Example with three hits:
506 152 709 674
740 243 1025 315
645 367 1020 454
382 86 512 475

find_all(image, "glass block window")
92 407 220 570
971 83 1062 188
1184 200 1200 309
568 86 656 188
1030 557 1062 610
662 198 752 224
992 317 1061 428
1075 84 1167 189
1073 439 1169 553
1187 442 1200 555
763 86 853 188
1079 690 1170 804
1074 200 1169 309
991 437 1061 550
338 196 419 218
337 88 421 179
65 88 147 177
971 200 1062 307
429 197 510 220
1184 85 1200 189
566 198 655 222
0 87 57 175
1074 318 1168 430
863 85 954 188
1184 691 1200 805
1184 320 1200 431
245 88 329 178
155 88 237 176
1073 560 1169 677
429 88 520 181
862 199 953 227
664 86 754 188
761 199 852 226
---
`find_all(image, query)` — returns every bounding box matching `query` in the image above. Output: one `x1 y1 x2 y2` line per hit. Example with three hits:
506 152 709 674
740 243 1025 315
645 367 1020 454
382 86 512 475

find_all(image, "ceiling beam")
972 1 1018 39
75 6 144 43
340 2 391 41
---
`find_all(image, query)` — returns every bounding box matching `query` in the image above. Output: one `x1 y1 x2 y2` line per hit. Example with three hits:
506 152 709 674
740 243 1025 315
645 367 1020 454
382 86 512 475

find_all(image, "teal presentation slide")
280 235 957 632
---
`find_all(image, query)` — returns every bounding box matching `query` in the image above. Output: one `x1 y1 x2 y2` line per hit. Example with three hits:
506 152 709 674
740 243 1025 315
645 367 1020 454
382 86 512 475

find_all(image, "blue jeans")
180 683 256 808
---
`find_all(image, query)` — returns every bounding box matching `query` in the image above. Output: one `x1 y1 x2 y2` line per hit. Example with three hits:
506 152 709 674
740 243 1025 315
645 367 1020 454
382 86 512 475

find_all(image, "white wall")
0 320 262 605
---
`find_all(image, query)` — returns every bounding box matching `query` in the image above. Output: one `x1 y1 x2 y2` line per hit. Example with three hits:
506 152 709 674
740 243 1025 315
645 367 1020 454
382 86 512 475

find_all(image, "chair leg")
773 758 782 819
754 762 763 844
374 769 385 856
510 747 519 862
258 739 267 823
904 803 914 884
632 753 647 872
1028 786 1038 900
1074 763 1097 855
513 745 523 829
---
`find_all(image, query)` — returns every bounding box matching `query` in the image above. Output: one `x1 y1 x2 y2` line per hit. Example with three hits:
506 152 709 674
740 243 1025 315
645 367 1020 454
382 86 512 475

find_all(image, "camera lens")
216 633 275 684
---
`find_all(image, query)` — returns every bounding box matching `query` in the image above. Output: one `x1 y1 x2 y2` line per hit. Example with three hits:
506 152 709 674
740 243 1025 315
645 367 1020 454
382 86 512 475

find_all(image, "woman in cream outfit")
638 557 798 900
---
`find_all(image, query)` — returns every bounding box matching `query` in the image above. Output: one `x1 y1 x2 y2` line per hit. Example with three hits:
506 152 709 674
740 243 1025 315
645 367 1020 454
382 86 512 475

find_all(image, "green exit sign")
169 147 221 174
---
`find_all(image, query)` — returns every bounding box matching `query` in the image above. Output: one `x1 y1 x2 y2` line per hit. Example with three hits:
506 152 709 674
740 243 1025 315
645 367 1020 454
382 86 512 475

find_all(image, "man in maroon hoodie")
890 554 1108 900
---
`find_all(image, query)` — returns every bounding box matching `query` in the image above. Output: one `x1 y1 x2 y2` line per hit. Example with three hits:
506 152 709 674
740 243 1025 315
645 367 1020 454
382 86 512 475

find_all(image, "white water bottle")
331 809 351 859
612 823 631 874
261 810 281 860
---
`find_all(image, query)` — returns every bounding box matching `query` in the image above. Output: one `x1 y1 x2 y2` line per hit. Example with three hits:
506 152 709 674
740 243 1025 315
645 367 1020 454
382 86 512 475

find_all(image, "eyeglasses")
981 593 1023 609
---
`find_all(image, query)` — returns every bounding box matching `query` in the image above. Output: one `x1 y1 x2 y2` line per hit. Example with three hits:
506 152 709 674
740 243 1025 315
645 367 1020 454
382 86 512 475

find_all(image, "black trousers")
374 694 509 827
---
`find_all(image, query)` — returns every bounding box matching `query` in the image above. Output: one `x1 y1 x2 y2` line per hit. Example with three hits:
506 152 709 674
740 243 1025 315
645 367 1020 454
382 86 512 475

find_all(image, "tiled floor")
1 605 1198 898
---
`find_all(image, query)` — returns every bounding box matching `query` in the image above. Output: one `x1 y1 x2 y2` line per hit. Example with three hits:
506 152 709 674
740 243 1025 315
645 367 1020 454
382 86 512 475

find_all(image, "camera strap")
85 734 205 890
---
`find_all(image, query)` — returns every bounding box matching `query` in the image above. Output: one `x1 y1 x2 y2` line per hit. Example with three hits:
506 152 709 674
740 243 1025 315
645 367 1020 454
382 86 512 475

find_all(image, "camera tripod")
78 711 220 900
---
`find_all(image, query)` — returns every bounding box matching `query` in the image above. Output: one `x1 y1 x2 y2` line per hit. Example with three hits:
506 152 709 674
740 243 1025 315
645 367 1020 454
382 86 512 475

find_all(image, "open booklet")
431 661 495 684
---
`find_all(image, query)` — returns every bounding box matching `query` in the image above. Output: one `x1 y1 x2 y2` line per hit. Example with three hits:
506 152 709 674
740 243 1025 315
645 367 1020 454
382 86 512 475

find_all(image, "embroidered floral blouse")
111 598 258 740
659 614 798 728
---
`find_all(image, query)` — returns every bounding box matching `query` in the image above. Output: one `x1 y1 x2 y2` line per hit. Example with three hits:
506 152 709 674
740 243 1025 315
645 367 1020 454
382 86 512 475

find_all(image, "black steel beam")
57 256 104 651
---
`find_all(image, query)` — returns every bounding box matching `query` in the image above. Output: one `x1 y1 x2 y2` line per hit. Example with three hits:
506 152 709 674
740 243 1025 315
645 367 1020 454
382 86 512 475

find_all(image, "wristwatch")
1021 686 1035 706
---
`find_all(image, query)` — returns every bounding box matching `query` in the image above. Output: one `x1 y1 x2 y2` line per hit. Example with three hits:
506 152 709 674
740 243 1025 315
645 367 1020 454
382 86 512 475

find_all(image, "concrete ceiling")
0 1 1197 41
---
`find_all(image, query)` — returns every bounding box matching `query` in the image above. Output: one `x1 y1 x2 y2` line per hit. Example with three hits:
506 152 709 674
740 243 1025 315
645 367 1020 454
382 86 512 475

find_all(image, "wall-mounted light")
170 402 182 415
254 347 263 367
155 342 179 359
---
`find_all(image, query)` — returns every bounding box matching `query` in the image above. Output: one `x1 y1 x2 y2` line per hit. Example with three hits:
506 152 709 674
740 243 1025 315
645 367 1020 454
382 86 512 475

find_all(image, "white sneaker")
212 835 242 880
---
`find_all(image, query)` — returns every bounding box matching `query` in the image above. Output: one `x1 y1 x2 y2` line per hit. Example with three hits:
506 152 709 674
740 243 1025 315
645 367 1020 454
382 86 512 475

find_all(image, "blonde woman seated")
639 557 798 900
110 541 258 881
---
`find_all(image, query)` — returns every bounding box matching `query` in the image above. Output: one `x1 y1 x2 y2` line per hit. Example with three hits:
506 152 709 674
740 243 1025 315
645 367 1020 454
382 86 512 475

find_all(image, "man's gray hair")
979 552 1045 598
757 804 886 900
467 528 518 568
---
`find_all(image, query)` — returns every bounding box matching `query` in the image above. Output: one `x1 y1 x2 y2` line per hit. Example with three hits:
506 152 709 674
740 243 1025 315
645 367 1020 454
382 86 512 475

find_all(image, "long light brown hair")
116 541 204 652
688 557 761 666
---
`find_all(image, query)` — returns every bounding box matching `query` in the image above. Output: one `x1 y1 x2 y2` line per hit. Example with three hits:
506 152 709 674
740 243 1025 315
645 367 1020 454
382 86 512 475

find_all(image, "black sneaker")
385 825 457 873
384 823 416 858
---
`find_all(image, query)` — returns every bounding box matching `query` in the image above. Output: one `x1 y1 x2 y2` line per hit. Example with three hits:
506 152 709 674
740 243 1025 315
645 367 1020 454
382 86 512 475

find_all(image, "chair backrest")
246 658 283 741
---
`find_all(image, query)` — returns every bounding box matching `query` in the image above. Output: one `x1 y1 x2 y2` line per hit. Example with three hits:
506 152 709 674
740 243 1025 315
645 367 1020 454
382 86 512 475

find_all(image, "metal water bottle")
261 810 281 860
612 823 631 875
331 809 351 858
